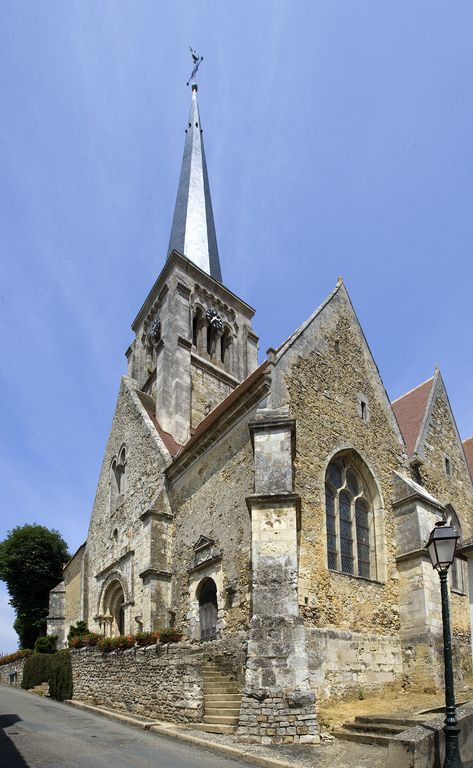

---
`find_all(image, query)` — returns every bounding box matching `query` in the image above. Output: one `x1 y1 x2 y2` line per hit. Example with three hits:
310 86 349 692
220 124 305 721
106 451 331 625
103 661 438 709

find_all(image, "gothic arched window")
110 446 127 513
325 455 376 579
445 505 464 593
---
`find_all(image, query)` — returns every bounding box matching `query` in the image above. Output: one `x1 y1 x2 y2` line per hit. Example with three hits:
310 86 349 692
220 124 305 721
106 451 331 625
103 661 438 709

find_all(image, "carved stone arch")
220 322 233 367
97 570 130 617
323 447 386 582
192 302 205 351
196 576 218 641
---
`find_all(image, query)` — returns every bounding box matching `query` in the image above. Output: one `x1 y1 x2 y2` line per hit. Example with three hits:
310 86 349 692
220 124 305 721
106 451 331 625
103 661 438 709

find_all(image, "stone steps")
30 683 49 696
203 714 239 725
204 707 240 717
333 715 417 746
204 693 241 703
199 662 241 735
191 723 237 735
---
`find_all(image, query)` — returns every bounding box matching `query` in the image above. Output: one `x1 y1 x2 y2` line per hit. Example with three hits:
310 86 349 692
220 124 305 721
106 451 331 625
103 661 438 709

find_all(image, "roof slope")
136 390 182 457
391 377 434 454
464 437 473 481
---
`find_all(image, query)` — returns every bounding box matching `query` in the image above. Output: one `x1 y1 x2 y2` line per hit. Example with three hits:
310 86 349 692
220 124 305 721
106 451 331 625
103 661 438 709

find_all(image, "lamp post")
425 520 463 768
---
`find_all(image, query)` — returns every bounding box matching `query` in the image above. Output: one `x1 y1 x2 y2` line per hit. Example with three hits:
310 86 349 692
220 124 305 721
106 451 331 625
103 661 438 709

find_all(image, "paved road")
0 687 253 768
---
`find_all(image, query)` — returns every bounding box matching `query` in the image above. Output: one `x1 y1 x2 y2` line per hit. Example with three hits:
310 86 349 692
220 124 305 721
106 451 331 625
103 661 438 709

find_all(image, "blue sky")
1 1 472 652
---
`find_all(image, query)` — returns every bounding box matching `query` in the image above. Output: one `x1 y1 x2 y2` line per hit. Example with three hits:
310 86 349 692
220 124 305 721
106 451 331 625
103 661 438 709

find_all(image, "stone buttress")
237 400 318 744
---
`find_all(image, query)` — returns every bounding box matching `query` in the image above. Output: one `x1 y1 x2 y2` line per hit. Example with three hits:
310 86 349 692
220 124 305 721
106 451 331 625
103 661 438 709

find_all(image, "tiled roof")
136 390 182 457
463 437 473 481
391 377 434 454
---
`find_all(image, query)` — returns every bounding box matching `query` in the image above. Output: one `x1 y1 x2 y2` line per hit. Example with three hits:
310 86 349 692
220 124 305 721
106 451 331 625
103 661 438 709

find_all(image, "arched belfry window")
325 454 377 579
220 327 231 366
445 505 464 593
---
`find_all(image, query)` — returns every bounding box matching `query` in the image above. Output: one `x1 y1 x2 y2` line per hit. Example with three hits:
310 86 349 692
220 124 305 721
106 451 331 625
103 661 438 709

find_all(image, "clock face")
206 308 223 331
149 315 161 343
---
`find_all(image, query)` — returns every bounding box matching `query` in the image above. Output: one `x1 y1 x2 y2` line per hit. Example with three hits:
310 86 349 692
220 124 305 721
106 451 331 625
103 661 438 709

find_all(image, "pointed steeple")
167 84 222 282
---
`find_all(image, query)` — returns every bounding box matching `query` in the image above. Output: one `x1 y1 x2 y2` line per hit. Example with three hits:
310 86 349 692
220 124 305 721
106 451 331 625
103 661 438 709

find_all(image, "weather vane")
187 47 204 87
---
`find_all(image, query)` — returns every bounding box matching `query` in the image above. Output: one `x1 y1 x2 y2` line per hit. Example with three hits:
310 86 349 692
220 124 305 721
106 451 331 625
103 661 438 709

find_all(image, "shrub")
134 631 159 647
48 650 73 701
67 621 89 643
34 635 58 654
97 635 135 653
68 633 100 649
96 636 115 653
0 649 32 666
21 653 54 689
158 628 183 643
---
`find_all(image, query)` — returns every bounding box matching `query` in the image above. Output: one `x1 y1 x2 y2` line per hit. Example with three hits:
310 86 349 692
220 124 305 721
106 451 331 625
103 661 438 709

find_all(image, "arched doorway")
197 578 218 641
103 580 126 636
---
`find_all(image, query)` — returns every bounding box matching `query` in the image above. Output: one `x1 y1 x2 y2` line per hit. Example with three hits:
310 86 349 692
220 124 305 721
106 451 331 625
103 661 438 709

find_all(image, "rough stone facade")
46 87 473 743
0 656 27 687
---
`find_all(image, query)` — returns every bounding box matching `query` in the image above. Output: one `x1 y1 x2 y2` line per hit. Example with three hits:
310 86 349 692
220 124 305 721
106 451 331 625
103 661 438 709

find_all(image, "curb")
66 700 302 768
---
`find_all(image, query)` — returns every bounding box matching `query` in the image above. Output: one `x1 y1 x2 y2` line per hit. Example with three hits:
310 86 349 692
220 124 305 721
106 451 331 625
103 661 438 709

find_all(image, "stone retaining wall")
307 627 403 700
71 636 246 724
0 655 27 687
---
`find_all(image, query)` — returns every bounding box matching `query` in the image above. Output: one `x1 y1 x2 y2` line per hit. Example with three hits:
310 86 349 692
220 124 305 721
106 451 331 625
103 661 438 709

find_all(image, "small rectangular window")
445 457 451 476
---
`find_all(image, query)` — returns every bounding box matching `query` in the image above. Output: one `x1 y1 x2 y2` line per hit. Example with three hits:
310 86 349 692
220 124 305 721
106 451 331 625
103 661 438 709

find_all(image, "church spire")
167 84 222 282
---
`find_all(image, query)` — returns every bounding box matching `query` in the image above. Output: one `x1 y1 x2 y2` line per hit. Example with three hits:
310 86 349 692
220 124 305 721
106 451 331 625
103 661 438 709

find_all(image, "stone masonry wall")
307 627 403 700
83 377 172 634
280 286 407 636
417 379 473 676
0 655 27 687
71 643 204 723
191 362 234 431
169 411 257 639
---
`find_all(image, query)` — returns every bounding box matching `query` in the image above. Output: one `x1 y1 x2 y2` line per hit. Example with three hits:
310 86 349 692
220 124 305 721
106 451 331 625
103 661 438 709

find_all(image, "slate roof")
167 85 222 281
391 377 434 454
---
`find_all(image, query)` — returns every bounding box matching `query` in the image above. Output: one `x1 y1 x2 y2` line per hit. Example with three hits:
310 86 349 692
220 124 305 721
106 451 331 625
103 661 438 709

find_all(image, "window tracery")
325 456 375 579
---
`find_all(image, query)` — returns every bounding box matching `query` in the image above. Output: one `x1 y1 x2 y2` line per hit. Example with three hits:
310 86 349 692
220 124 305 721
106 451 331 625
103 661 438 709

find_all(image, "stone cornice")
132 251 255 332
139 509 174 523
188 554 222 575
392 492 445 513
139 569 172 581
191 351 241 387
246 492 301 529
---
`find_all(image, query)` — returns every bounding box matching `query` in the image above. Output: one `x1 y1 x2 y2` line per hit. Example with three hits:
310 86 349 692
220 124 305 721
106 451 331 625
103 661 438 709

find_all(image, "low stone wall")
386 700 473 768
0 655 27 687
307 627 403 701
71 635 247 724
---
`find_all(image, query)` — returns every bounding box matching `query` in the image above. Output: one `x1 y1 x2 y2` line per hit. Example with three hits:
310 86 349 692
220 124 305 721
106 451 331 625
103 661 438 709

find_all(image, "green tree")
0 524 69 649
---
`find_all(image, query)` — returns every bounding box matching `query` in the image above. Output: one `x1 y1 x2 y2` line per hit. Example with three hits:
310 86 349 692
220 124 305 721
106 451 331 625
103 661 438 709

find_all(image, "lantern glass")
426 523 459 571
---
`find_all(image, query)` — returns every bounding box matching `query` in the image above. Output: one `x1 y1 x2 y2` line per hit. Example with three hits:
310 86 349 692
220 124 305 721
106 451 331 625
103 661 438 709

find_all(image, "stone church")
48 83 473 742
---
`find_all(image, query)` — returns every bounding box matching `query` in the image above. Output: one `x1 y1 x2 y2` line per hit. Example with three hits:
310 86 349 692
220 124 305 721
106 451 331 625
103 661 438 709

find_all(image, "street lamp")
426 520 463 768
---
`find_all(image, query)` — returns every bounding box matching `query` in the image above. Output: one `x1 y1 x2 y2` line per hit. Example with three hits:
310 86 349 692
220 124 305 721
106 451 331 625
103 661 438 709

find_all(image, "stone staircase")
30 682 50 697
196 661 241 735
333 715 420 746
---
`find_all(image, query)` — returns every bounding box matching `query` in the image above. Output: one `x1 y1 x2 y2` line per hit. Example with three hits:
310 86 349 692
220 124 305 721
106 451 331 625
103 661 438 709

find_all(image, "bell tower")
126 84 259 446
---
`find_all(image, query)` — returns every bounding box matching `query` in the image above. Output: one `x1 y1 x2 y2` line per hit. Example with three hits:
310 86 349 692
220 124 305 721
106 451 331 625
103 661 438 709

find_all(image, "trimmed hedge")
21 653 54 690
34 635 58 654
48 649 73 701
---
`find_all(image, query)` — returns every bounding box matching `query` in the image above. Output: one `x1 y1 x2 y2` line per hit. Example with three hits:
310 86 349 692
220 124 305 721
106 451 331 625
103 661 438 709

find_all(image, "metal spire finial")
187 47 204 87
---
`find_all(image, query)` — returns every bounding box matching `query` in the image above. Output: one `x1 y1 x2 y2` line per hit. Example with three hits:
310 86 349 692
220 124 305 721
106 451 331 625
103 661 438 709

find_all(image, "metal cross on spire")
186 47 204 86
